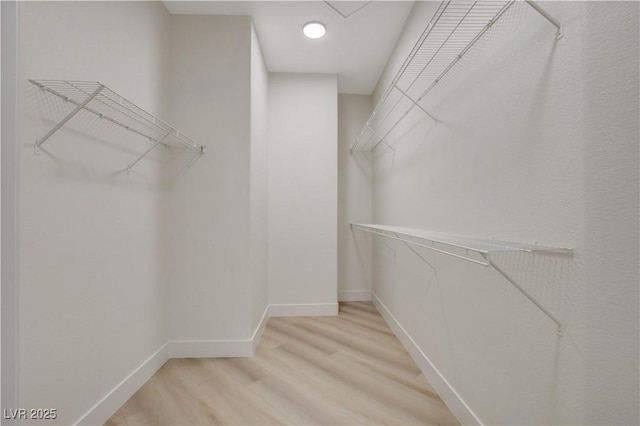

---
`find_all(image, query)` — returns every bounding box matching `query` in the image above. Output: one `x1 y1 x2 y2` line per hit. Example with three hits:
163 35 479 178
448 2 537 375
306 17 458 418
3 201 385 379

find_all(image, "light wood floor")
105 302 459 425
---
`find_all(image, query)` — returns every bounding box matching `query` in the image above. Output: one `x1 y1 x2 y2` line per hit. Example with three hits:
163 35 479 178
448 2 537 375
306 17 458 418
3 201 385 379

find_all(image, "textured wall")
20 2 171 424
369 1 639 424
268 73 338 309
338 94 372 300
250 23 270 331
165 15 253 341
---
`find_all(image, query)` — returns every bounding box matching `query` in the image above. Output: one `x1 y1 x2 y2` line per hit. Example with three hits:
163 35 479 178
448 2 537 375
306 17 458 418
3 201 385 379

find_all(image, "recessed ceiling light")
303 21 326 39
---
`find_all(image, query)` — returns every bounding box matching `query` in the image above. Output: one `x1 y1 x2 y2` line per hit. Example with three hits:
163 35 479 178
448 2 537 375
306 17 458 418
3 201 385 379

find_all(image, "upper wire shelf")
351 0 562 152
351 223 571 334
29 79 205 171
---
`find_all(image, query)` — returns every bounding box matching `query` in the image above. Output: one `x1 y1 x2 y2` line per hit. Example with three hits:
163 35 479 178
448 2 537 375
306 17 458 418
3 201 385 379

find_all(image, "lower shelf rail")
351 223 572 335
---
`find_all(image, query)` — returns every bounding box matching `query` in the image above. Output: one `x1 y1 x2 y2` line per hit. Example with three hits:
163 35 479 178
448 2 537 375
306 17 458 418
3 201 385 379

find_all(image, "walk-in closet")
1 1 638 425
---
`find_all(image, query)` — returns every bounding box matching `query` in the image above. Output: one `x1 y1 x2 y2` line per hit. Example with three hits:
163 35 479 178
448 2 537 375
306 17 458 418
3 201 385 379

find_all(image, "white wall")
165 15 254 343
19 7 273 422
250 23 269 332
268 73 338 314
368 1 639 425
581 3 640 421
20 2 171 424
1 1 21 421
337 94 372 301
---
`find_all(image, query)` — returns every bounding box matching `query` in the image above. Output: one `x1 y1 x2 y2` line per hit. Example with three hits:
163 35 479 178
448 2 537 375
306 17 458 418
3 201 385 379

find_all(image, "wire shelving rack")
351 223 571 334
351 0 562 152
29 79 205 172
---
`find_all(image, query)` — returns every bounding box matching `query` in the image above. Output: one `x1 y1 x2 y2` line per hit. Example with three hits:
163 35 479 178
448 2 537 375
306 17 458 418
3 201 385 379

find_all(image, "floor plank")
105 302 459 425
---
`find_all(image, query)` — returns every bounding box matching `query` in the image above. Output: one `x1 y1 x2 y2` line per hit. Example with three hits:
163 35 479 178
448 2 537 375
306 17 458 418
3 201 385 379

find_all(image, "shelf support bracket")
364 122 394 152
127 133 169 174
525 0 563 40
393 84 438 123
365 122 385 141
34 84 104 155
481 252 563 336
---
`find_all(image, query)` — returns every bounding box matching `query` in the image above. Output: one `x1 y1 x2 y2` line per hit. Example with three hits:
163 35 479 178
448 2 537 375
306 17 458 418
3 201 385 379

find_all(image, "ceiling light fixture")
303 21 326 39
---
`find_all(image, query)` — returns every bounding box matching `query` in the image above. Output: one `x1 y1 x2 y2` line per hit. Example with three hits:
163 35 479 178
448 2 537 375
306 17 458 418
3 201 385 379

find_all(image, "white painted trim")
169 304 272 358
74 343 169 426
70 301 338 424
372 292 482 426
269 302 338 317
338 290 372 301
251 304 271 354
168 339 253 358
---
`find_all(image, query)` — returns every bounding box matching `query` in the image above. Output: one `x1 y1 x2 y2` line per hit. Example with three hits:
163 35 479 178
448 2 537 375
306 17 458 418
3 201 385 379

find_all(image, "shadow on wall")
24 82 203 186
370 234 573 422
364 1 560 173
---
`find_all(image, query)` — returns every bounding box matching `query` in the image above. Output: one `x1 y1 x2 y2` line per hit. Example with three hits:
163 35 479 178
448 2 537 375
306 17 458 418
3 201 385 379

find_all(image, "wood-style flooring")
105 302 459 425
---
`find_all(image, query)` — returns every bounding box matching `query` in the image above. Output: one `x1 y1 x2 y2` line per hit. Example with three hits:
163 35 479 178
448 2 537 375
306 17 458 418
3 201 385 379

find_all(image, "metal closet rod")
351 224 565 335
352 0 562 152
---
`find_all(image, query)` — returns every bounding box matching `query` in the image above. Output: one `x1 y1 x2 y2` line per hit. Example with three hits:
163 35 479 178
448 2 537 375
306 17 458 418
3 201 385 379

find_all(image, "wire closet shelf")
351 223 572 334
350 0 562 153
29 79 205 171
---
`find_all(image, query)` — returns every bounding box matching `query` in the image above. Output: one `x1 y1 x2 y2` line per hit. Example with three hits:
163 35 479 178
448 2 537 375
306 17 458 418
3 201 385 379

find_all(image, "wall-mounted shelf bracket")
525 0 563 40
392 84 437 123
365 121 385 141
480 252 563 335
127 133 168 174
34 84 104 155
352 223 571 335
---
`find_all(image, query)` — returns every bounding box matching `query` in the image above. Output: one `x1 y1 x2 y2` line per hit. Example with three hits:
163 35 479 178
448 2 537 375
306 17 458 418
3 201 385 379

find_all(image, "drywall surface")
581 3 640 421
1 1 20 420
19 2 170 424
337 94 372 300
165 15 253 341
368 1 639 424
250 24 269 331
268 73 338 308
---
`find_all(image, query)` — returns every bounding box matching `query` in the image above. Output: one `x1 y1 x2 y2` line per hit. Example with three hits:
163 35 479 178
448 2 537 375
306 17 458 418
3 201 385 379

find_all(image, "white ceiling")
163 1 415 94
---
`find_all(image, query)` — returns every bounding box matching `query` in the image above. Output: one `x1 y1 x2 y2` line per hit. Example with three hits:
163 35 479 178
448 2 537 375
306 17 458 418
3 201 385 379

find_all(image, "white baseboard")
251 305 271 354
74 302 337 425
168 339 253 358
169 304 272 358
338 290 372 301
269 302 338 317
372 292 481 426
75 343 169 425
